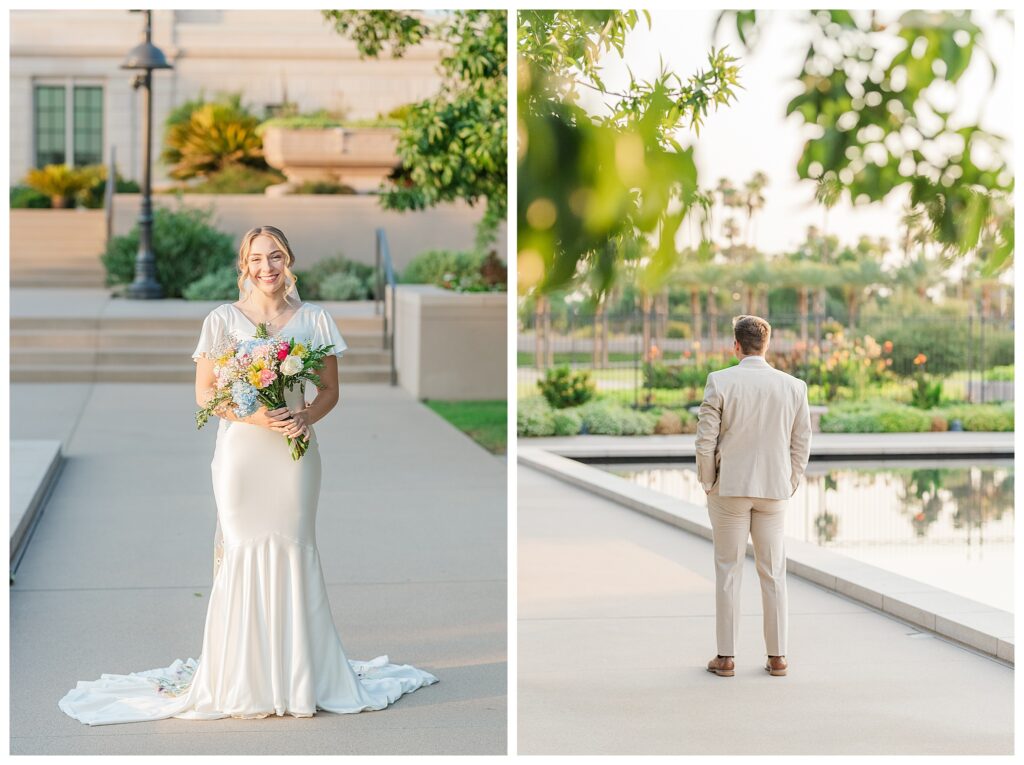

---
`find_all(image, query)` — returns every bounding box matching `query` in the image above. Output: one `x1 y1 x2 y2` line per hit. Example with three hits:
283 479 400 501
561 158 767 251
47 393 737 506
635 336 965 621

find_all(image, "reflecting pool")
602 459 1014 612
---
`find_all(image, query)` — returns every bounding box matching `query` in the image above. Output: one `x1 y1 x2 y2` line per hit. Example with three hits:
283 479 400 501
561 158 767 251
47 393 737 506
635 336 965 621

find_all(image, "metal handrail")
374 228 398 386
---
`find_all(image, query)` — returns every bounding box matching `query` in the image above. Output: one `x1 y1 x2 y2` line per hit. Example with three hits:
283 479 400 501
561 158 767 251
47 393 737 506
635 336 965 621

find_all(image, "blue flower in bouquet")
231 379 259 418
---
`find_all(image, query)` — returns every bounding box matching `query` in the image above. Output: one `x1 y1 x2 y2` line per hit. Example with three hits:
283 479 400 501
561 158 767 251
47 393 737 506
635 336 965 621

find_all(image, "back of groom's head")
732 315 771 355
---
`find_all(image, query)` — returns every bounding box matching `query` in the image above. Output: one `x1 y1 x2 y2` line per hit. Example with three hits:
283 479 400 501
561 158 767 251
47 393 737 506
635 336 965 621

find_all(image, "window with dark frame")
33 83 104 168
34 84 66 167
73 86 103 166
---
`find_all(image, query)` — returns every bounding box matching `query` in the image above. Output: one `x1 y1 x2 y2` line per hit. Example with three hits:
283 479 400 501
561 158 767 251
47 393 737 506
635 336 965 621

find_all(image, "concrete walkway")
518 465 1013 755
524 431 1014 459
10 382 506 755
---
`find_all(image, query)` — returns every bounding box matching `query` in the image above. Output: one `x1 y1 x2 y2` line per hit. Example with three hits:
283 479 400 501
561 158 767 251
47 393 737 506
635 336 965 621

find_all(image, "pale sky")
577 9 1014 271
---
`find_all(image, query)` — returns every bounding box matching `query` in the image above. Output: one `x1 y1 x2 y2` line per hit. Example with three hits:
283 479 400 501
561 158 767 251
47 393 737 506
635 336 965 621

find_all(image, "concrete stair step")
10 364 393 384
10 328 385 350
12 347 392 366
11 315 386 332
12 276 107 289
11 256 104 265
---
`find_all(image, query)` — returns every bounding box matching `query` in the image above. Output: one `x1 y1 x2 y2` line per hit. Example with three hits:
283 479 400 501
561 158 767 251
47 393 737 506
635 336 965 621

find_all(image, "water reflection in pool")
604 459 1014 612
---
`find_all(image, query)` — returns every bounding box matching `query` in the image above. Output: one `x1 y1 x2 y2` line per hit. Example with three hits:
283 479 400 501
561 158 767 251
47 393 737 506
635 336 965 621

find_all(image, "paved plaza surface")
518 466 1014 755
11 382 507 755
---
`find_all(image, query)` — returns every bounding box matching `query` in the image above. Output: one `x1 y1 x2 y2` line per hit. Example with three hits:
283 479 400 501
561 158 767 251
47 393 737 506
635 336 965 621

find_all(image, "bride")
58 225 437 725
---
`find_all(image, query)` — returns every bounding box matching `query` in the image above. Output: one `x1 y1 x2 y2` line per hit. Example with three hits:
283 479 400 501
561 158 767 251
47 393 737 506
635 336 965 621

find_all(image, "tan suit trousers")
707 489 788 657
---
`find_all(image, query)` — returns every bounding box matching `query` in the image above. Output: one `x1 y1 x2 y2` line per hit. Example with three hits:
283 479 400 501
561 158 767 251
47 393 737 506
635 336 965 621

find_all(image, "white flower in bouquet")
280 354 304 376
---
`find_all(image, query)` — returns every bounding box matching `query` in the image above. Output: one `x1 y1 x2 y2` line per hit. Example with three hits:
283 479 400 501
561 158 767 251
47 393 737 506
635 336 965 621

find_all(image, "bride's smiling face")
246 235 287 296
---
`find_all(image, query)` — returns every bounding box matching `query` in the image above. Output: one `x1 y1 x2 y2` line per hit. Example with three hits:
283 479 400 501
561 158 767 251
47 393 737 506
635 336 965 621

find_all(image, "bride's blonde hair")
237 225 300 303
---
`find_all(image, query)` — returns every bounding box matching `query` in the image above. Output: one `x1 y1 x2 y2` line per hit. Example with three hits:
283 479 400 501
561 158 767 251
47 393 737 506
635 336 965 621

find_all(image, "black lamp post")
121 9 172 299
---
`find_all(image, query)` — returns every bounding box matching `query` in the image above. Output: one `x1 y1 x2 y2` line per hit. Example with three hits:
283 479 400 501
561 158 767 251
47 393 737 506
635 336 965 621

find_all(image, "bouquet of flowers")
196 321 336 460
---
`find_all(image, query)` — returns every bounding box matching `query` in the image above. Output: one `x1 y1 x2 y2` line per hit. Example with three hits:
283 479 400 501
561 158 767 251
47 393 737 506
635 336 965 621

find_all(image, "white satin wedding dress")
58 301 437 725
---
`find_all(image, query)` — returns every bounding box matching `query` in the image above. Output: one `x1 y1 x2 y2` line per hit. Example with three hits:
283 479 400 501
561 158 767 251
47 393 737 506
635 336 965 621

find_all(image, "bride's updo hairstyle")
237 225 300 304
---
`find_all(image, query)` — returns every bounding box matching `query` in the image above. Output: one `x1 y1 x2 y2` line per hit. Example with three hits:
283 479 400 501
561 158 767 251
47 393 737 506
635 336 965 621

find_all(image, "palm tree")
836 237 888 329
743 170 768 247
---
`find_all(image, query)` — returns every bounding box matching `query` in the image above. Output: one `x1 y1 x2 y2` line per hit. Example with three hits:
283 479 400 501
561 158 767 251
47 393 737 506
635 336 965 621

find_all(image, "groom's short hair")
732 315 771 355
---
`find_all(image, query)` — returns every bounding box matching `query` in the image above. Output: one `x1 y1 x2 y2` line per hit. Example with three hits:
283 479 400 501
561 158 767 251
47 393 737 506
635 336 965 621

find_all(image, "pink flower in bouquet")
277 342 290 361
258 368 277 388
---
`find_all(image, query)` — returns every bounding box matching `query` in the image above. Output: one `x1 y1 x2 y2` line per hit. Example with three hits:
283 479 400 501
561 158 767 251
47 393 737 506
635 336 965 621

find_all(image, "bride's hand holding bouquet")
196 321 336 460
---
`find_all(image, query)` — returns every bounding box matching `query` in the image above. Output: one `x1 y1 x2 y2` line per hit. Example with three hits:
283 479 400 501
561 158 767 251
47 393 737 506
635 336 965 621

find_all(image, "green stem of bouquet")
254 389 309 461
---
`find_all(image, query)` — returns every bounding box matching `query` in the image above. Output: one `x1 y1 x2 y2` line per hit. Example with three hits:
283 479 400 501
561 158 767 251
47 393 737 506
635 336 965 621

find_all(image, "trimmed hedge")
517 397 658 437
936 404 1014 432
822 400 1015 433
518 396 556 437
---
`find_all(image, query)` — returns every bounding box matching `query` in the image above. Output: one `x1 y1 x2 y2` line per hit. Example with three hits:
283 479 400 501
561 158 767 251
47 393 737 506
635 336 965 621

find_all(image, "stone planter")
260 126 400 193
392 284 507 400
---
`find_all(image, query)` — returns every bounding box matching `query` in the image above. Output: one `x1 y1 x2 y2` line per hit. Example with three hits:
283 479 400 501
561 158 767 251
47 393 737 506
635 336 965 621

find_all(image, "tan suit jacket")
695 354 811 499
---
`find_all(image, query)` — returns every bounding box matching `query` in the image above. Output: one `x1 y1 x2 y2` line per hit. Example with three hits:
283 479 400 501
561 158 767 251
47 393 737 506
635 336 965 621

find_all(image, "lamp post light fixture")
120 9 173 299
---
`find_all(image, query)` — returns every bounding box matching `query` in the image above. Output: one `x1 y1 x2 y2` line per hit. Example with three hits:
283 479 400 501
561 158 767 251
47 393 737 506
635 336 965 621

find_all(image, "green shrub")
552 408 583 436
162 95 265 180
402 249 483 285
10 185 50 208
910 374 943 409
187 164 286 194
76 170 141 208
645 363 684 389
982 331 1014 368
666 320 692 339
619 408 657 435
575 399 658 436
294 255 376 301
984 364 1014 381
101 205 235 298
578 400 624 435
23 164 90 207
183 264 240 300
517 396 555 437
537 365 595 409
820 401 931 433
936 404 1014 432
677 408 698 433
320 271 370 300
294 180 357 194
875 406 931 432
860 318 968 376
257 109 345 132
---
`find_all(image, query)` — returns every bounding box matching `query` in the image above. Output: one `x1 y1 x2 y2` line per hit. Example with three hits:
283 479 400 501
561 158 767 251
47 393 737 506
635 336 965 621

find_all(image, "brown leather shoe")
765 655 787 676
706 655 735 677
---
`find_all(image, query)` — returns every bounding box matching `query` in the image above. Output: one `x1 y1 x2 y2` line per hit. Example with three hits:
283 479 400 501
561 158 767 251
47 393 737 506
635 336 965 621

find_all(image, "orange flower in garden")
885 358 893 366
693 340 701 349
683 350 692 358
650 344 661 359
913 353 927 366
883 340 893 353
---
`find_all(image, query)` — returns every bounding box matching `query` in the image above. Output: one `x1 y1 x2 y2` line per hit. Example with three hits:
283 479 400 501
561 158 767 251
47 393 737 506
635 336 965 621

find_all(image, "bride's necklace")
237 302 294 331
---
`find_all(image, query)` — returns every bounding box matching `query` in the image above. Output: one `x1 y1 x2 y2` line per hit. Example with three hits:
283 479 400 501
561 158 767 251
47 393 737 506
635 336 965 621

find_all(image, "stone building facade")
9 9 445 185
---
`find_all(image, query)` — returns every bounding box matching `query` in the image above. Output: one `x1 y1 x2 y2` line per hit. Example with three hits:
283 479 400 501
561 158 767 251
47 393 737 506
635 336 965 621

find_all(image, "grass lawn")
424 399 507 455
517 351 640 366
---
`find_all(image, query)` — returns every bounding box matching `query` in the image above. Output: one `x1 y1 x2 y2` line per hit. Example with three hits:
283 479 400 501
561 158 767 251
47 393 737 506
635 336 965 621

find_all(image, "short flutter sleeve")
312 306 347 357
192 309 223 362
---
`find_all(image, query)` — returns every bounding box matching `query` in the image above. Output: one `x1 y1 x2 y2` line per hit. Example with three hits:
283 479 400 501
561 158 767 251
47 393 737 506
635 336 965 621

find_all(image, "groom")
695 315 811 678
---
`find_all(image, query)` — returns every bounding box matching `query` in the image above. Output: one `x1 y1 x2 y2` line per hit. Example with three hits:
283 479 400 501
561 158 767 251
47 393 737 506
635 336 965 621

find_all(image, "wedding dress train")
58 303 437 725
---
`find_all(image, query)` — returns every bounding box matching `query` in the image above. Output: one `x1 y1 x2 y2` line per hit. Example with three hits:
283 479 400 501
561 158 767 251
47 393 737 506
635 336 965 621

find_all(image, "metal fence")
518 308 1014 407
